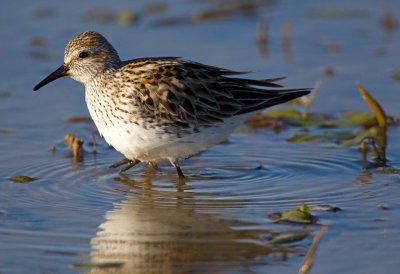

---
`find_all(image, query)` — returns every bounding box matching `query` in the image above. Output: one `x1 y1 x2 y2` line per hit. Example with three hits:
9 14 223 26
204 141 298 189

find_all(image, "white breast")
85 85 249 162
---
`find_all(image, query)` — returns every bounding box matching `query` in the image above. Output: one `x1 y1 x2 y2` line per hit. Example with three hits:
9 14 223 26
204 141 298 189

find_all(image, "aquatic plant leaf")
356 83 387 129
334 112 375 127
10 176 38 183
287 131 354 143
337 127 379 147
278 202 316 224
269 230 310 244
300 202 311 215
263 109 330 127
263 108 303 119
280 210 314 224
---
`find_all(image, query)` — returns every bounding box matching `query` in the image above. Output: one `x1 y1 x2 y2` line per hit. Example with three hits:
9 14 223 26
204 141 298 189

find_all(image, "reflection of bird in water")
33 31 310 178
86 176 301 273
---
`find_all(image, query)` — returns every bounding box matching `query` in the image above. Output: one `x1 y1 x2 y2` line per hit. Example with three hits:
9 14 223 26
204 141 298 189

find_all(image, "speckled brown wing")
122 58 310 128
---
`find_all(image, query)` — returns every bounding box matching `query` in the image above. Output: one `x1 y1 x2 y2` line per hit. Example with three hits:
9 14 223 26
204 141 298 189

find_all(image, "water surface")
1 1 400 273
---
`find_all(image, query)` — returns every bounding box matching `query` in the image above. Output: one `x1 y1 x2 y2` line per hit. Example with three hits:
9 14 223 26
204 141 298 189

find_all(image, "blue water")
1 1 400 273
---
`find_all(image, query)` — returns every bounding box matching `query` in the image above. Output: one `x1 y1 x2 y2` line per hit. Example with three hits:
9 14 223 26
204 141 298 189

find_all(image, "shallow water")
1 0 400 273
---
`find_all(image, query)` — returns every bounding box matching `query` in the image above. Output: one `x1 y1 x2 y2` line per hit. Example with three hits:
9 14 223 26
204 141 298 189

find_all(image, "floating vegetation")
10 176 39 183
269 202 316 224
246 81 398 160
116 11 138 26
0 128 9 133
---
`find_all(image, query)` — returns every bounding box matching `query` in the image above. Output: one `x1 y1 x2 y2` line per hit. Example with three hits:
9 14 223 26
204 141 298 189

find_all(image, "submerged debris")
380 4 397 34
0 90 10 98
324 43 341 54
64 133 84 160
66 116 93 123
392 69 400 81
32 7 56 19
299 225 328 274
91 133 97 155
377 166 399 174
324 66 335 76
29 36 46 47
10 176 39 183
49 145 57 153
282 20 292 62
256 21 268 58
268 230 310 245
72 261 124 269
310 204 342 212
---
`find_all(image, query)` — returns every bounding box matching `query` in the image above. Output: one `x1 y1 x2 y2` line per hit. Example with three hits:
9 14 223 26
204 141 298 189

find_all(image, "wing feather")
121 58 310 128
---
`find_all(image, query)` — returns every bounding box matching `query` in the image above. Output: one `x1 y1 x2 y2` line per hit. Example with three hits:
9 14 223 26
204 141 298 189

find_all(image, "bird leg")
110 158 130 168
169 158 185 178
110 158 141 172
119 159 141 173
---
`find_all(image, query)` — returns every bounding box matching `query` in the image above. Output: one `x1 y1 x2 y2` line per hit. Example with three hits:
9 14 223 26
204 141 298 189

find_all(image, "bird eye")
79 51 89 59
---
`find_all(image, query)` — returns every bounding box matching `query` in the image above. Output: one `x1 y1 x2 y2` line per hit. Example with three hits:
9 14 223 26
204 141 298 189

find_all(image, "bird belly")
95 117 246 163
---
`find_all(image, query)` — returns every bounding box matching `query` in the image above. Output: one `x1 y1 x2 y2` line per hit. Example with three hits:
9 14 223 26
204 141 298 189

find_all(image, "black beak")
33 64 69 91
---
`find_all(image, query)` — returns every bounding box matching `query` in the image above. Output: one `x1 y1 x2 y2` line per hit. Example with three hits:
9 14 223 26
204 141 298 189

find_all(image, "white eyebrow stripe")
64 45 103 63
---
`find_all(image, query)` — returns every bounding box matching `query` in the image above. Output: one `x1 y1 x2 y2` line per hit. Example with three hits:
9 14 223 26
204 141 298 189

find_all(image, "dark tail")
236 88 311 115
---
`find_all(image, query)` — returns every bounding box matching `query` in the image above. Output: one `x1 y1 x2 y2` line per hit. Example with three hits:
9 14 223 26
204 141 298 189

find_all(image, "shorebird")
33 31 310 178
